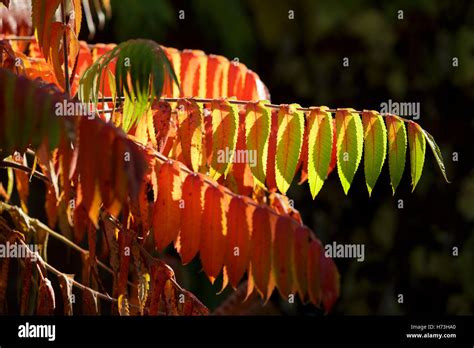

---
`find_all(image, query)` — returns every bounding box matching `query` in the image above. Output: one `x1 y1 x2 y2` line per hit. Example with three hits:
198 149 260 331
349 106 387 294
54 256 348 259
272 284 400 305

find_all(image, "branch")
0 201 136 289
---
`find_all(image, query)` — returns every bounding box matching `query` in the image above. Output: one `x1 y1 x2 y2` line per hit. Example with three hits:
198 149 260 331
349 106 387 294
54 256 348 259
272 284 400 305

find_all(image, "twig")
92 96 412 121
0 160 49 183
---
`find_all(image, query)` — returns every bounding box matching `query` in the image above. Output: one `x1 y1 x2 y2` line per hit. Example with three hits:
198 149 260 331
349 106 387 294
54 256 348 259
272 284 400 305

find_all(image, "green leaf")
407 121 426 191
385 115 407 194
335 109 364 195
275 104 304 194
362 110 387 196
422 129 450 183
78 39 178 131
245 101 271 187
307 106 333 199
209 99 239 180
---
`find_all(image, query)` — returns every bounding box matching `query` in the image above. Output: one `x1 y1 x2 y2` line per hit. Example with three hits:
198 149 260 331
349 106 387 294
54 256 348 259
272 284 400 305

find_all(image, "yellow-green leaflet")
209 99 239 180
275 104 304 194
307 107 333 198
422 129 450 183
362 111 387 196
407 121 426 191
335 109 363 195
245 101 271 188
385 115 407 194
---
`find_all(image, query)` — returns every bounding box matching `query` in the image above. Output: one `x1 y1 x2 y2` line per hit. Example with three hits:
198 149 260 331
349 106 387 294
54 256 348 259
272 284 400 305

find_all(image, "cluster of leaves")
0 0 448 315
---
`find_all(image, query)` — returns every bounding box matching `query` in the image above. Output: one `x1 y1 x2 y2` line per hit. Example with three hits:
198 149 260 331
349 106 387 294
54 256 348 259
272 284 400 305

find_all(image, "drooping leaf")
152 160 182 251
422 129 450 183
250 206 273 298
209 99 239 180
180 49 206 97
231 109 254 195
307 239 322 306
58 273 74 316
362 110 387 196
179 173 204 264
275 104 304 194
307 106 333 198
320 253 340 313
37 277 55 315
293 226 310 299
273 216 295 298
265 109 279 191
225 195 252 288
82 287 99 315
200 184 226 283
407 121 426 191
335 108 364 194
206 54 228 99
245 100 271 187
77 119 102 226
177 99 205 172
385 115 407 194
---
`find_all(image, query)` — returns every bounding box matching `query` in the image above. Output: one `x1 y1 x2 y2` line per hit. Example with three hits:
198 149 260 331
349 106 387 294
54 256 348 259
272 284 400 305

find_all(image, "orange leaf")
177 99 204 172
232 109 254 195
180 49 206 97
152 160 182 251
200 184 226 283
273 216 295 298
77 120 102 226
151 101 172 153
227 59 247 98
179 173 204 264
206 54 228 98
225 195 252 288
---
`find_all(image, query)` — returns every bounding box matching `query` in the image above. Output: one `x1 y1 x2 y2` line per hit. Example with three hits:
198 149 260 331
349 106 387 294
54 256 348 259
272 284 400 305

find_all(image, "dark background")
10 0 474 316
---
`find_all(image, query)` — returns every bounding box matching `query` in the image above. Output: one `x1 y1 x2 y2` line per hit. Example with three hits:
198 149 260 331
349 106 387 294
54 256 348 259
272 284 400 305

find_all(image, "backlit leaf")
307 106 333 198
362 110 387 196
335 109 363 194
407 121 426 191
200 184 226 283
179 173 204 264
153 160 182 251
275 104 304 194
386 115 407 194
245 100 271 187
209 99 239 180
225 195 252 288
